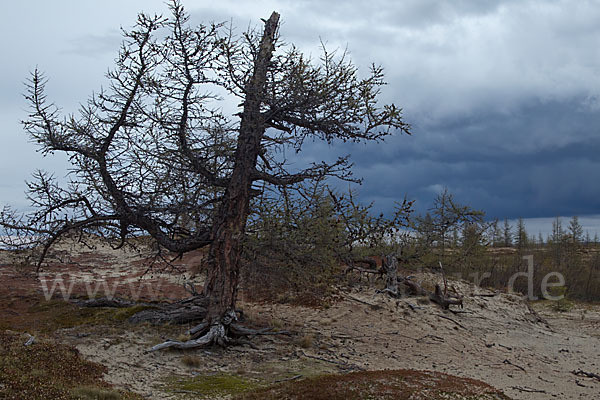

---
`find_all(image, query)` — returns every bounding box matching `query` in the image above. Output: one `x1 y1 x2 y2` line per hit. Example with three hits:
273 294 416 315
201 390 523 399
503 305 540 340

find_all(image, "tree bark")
201 12 280 329
383 254 399 296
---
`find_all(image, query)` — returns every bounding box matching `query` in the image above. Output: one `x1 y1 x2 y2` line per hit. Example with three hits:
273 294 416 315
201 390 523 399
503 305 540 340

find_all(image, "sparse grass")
0 331 143 400
112 304 155 321
416 296 431 305
270 318 283 330
548 286 574 312
296 334 314 349
550 299 574 312
176 333 190 342
181 355 203 368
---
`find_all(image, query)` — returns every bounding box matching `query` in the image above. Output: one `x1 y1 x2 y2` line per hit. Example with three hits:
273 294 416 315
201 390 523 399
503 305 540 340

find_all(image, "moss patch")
163 373 262 398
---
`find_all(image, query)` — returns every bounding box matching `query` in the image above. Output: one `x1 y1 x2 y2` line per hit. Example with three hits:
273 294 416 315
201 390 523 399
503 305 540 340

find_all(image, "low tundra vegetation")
162 373 262 398
0 331 143 400
236 370 511 400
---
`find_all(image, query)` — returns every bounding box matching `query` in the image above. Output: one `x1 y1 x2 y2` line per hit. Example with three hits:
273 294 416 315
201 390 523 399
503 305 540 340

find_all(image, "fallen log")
73 295 208 325
397 277 463 309
128 296 208 324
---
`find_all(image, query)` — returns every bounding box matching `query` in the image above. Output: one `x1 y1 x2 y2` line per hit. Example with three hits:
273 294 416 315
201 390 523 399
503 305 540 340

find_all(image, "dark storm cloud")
262 0 600 223
1 0 599 231
337 96 600 219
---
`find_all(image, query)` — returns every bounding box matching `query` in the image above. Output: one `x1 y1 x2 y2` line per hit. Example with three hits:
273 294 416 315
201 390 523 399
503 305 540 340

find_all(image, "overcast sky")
1 0 599 236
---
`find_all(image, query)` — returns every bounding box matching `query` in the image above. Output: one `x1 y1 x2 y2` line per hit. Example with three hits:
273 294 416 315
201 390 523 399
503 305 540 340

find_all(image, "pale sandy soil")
2 242 600 399
57 280 600 399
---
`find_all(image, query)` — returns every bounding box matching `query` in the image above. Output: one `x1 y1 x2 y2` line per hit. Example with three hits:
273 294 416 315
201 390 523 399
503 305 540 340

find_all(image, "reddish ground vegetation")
238 369 510 400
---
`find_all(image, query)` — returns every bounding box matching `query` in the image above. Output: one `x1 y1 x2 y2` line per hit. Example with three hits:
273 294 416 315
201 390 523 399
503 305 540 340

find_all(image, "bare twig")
571 369 600 381
503 359 526 372
274 374 302 383
510 386 545 393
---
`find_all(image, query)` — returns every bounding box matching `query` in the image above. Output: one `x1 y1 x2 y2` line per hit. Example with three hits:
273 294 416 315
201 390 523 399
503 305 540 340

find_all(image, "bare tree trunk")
202 193 245 323
200 11 280 334
383 254 399 296
149 13 281 351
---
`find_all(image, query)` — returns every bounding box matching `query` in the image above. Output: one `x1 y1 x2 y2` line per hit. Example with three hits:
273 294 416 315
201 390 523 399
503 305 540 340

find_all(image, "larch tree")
0 2 409 347
568 215 583 245
502 218 512 248
515 217 528 250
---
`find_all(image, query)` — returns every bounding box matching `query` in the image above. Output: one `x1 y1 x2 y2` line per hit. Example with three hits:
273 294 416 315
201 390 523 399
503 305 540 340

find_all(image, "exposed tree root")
74 295 289 350
149 310 290 351
151 323 229 351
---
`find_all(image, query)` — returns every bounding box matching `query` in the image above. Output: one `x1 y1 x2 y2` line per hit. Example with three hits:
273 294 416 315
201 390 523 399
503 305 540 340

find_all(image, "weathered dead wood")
73 297 137 308
188 322 210 339
416 334 445 343
128 296 208 325
24 333 35 346
344 258 383 285
74 296 254 330
343 293 378 307
396 277 463 310
151 322 229 351
398 277 429 297
571 369 600 381
510 386 546 393
430 284 464 310
73 293 286 350
274 375 302 383
525 303 552 329
149 309 290 351
363 253 464 310
438 261 448 294
575 379 589 388
382 254 398 296
437 314 467 330
503 359 526 372
346 253 466 312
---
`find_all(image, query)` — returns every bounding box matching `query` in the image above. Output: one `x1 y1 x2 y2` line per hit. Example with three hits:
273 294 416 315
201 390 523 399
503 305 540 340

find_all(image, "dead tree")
0 1 409 348
375 254 463 309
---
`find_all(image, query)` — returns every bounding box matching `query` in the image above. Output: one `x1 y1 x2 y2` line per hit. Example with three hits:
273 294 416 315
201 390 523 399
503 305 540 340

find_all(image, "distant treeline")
387 189 600 302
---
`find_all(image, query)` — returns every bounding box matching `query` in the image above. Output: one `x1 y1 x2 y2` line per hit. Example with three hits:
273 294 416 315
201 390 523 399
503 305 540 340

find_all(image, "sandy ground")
2 242 600 399
53 287 600 399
